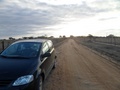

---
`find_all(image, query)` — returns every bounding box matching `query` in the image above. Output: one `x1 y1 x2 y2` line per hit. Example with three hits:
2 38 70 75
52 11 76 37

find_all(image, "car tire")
36 76 43 90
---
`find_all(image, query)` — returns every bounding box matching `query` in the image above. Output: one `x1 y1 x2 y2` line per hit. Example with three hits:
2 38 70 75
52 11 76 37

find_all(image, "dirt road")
43 39 120 90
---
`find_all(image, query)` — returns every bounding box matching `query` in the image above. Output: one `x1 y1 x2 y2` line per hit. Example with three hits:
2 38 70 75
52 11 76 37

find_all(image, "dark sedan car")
0 39 56 90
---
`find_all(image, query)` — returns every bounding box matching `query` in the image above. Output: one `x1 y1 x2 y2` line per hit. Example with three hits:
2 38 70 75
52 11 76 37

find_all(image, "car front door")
40 42 52 78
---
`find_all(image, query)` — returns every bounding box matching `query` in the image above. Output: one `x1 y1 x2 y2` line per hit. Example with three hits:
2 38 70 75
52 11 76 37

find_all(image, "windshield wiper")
9 55 30 59
0 55 30 59
0 55 9 58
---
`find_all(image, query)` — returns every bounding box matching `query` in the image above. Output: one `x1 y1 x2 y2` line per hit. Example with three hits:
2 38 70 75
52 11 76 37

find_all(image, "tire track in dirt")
43 39 120 90
72 39 120 90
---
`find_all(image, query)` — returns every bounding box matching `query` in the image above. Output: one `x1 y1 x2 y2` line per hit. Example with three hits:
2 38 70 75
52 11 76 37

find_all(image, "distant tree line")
86 34 120 45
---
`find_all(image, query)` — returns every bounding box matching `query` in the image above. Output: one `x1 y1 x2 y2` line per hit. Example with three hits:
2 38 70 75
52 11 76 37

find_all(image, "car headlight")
13 75 34 86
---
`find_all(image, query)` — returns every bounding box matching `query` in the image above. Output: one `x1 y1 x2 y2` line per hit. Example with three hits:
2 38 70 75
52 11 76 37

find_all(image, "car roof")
13 39 50 44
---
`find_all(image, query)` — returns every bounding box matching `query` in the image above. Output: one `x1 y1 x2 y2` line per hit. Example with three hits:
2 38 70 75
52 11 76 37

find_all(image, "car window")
42 42 49 54
2 43 19 55
1 42 41 58
47 40 53 48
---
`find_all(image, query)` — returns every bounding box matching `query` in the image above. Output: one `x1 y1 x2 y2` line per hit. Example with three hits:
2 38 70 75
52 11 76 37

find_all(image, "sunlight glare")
53 18 99 37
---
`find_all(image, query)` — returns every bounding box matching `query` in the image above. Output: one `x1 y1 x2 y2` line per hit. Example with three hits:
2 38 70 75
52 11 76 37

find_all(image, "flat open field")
43 39 120 90
75 37 120 63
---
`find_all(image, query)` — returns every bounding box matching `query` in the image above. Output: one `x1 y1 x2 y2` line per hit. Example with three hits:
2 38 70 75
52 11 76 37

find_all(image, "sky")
0 0 120 39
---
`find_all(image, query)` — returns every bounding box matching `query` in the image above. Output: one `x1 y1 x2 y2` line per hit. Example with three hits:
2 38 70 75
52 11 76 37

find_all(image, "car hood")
0 56 38 80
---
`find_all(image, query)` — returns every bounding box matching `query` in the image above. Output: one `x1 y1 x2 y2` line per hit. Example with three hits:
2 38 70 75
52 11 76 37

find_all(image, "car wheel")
36 76 43 90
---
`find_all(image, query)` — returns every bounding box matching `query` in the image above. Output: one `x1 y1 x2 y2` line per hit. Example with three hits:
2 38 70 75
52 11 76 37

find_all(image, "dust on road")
43 39 120 90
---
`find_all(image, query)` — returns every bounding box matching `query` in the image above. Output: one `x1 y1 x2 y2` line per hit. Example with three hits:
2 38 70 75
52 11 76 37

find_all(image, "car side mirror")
41 52 51 58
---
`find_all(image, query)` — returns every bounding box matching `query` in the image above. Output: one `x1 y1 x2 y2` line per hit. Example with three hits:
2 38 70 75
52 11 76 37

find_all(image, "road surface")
43 39 120 90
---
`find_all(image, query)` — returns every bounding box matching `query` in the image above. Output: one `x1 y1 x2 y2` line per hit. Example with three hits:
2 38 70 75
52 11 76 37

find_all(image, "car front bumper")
0 81 35 90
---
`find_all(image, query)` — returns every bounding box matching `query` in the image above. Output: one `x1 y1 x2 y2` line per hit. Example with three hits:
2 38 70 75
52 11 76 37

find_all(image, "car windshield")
1 42 41 58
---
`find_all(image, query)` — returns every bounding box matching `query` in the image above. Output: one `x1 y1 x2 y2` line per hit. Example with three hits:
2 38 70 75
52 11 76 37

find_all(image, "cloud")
99 17 117 21
0 3 60 25
93 29 120 36
0 0 120 38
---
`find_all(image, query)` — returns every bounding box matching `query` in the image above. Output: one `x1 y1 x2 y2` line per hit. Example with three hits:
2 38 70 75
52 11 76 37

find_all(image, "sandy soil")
43 39 120 90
